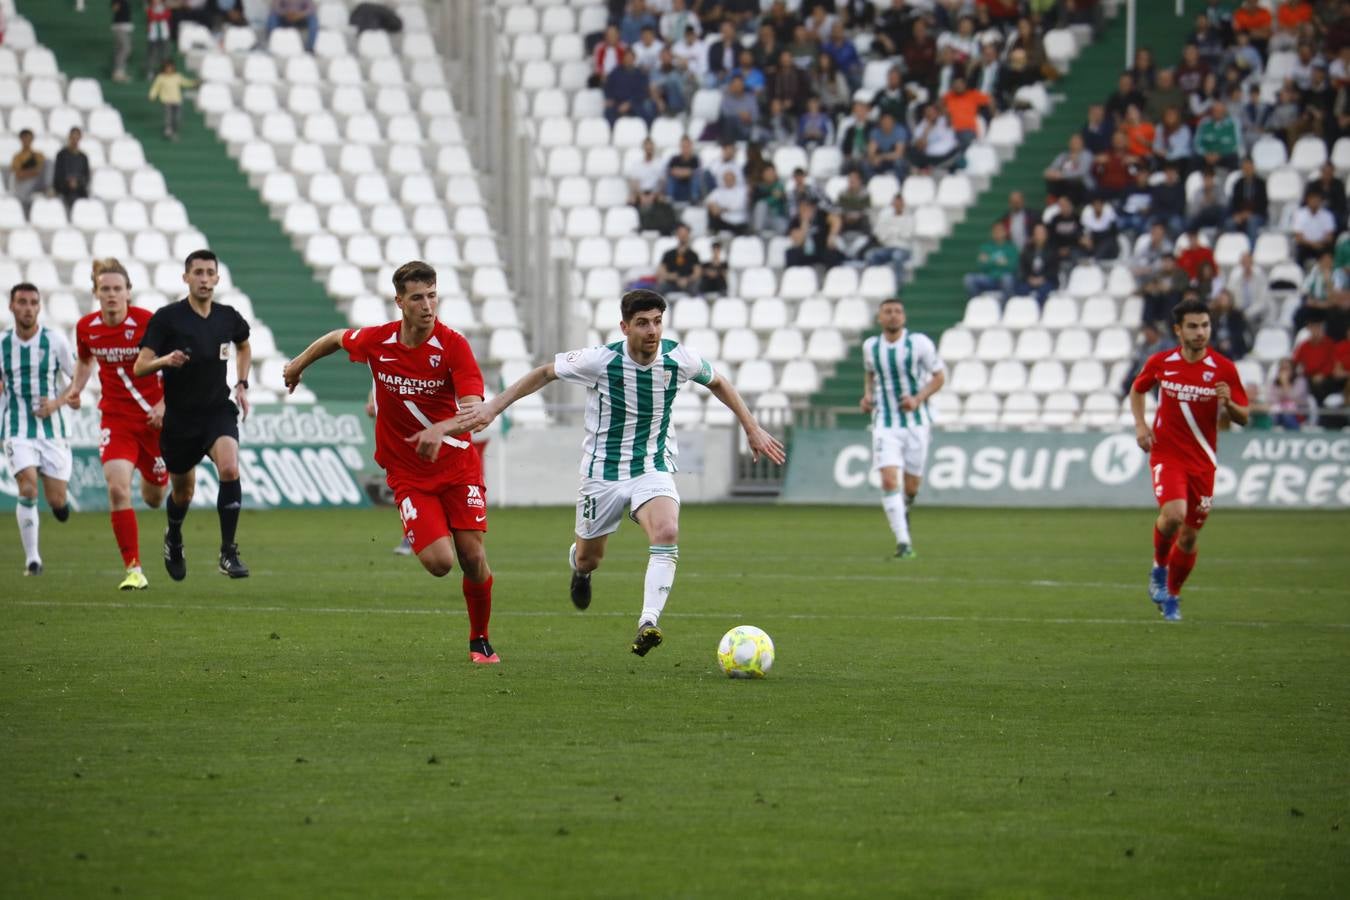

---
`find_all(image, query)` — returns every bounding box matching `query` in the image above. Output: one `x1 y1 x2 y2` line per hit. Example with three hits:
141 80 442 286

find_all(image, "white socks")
882 490 910 544
641 545 678 625
17 498 40 565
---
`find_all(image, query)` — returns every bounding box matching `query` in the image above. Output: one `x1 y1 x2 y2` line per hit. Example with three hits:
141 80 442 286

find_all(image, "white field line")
5 599 1349 630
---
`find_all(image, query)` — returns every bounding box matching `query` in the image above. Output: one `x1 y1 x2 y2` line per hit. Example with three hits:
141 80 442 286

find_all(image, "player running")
282 261 500 665
2 283 75 575
440 289 786 657
133 250 252 581
1130 298 1249 621
860 298 945 559
58 259 168 590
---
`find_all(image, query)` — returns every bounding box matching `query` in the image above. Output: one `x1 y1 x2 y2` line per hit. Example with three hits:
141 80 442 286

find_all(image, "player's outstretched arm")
282 329 345 394
1129 389 1153 452
444 363 558 434
707 374 787 465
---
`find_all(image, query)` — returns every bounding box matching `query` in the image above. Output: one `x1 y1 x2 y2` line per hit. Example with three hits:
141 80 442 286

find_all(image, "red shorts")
100 420 169 486
394 483 487 554
1150 460 1214 530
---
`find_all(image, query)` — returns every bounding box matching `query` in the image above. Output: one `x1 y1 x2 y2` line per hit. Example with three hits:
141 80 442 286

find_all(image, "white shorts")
4 437 74 482
871 425 931 477
575 471 680 539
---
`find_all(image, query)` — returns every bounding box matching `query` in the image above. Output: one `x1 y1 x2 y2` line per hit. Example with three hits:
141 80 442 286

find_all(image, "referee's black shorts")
160 403 240 475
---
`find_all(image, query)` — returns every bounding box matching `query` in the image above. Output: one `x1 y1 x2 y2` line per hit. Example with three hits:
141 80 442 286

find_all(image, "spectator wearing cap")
866 194 916 287
1226 157 1268 242
1293 192 1338 267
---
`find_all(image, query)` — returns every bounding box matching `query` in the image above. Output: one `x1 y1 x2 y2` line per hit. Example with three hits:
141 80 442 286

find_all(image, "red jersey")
342 321 484 489
1132 347 1248 473
76 306 164 424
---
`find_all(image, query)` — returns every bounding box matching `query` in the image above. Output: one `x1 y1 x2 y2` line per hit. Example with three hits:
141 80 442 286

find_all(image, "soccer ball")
717 626 775 679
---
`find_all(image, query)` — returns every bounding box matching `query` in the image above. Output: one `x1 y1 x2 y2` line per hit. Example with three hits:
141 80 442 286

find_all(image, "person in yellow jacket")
148 60 195 141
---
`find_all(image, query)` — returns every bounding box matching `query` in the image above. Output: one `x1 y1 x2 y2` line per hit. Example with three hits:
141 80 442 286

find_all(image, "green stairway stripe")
16 0 367 401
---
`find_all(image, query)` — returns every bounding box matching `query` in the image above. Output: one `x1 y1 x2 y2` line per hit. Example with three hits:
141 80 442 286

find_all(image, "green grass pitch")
2 504 1347 898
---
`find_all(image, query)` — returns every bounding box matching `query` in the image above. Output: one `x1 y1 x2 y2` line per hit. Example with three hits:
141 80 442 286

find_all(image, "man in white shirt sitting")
1293 190 1337 267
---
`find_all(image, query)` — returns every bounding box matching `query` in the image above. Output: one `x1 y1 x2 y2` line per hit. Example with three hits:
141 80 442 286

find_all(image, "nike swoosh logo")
1164 370 1178 375
379 356 397 362
474 515 486 522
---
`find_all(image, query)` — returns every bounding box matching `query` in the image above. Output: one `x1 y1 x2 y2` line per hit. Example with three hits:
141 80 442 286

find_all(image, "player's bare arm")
148 399 165 430
133 346 189 377
861 369 875 413
282 329 346 392
55 357 94 411
405 394 485 461
902 369 945 412
1217 382 1249 426
1129 389 1153 452
234 339 252 420
445 363 558 434
707 374 787 465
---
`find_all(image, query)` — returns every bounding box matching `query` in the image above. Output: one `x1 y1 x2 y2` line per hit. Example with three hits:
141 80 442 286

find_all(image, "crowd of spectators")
956 0 1349 429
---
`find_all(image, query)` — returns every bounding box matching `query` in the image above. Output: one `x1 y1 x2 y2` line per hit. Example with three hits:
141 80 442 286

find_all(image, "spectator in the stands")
785 197 844 268
659 0 700 45
1232 0 1274 57
942 76 992 150
1209 290 1252 360
1226 157 1268 242
699 241 728 296
1043 133 1094 204
908 103 961 172
110 0 133 83
1000 190 1038 251
797 96 834 149
1122 320 1177 395
1105 72 1146 122
982 0 1022 31
632 26 665 75
705 21 738 87
703 140 741 197
838 100 872 172
1150 163 1187 233
1009 17 1052 80
1186 168 1228 232
1091 131 1136 202
873 67 909 124
763 0 798 45
835 169 873 260
751 163 790 236
1226 252 1277 329
1118 169 1155 237
821 22 862 90
266 0 317 53
1293 191 1338 267
1235 82 1269 153
1047 195 1084 273
866 194 915 287
1080 103 1114 155
1140 259 1190 326
620 0 657 46
53 128 90 213
145 0 172 79
1188 71 1221 121
1289 42 1324 92
787 166 823 218
803 5 836 44
1120 104 1156 159
665 136 703 204
1305 163 1347 231
814 51 852 116
1264 83 1303 146
1132 222 1174 282
1153 106 1194 170
1175 228 1215 281
874 0 913 58
671 28 706 85
937 15 980 70
867 110 910 180
635 188 678 235
1017 223 1059 304
605 51 655 126
904 18 940 90
656 224 702 295
997 49 1040 112
1130 46 1159 92
707 169 750 235
1266 358 1311 430
9 129 49 215
215 0 248 29
964 222 1019 300
787 24 820 69
148 59 194 141
173 0 216 42
1292 312 1348 405
1079 193 1121 261
1221 30 1264 86
718 74 759 141
766 48 809 115
733 48 766 96
1300 61 1335 139
593 26 626 87
1302 252 1338 316
626 138 665 203
1146 69 1188 124
1186 16 1224 71
752 23 780 72
650 47 689 116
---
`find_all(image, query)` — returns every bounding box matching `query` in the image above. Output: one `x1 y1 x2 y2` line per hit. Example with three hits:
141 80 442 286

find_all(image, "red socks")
1153 525 1176 568
463 574 493 640
1167 547 1197 597
110 508 139 568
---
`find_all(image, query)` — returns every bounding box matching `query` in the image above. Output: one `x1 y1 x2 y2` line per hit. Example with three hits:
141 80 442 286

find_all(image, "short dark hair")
184 249 218 272
620 289 666 321
1172 298 1210 326
392 260 437 295
879 297 904 310
10 282 39 302
18 128 32 140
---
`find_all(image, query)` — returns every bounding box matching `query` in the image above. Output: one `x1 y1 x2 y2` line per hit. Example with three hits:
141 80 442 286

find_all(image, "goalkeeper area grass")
3 504 1347 898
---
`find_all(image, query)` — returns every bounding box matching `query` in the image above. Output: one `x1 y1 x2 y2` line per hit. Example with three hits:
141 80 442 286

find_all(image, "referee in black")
133 250 252 580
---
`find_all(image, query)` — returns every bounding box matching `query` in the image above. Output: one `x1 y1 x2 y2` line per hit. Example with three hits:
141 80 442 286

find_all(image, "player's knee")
1177 529 1199 552
461 554 490 582
880 472 900 493
650 523 679 545
216 464 240 481
143 485 166 509
107 483 132 507
17 482 37 500
422 557 454 578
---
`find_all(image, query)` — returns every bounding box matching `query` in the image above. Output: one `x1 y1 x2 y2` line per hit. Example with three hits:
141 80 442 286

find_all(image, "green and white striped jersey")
862 329 944 429
555 339 715 481
1 325 74 442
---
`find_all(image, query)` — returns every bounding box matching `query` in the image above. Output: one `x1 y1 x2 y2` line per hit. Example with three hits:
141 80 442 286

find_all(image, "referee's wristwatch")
235 380 249 390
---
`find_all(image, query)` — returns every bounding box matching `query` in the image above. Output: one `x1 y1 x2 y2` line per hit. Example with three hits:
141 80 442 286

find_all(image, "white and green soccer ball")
717 625 775 679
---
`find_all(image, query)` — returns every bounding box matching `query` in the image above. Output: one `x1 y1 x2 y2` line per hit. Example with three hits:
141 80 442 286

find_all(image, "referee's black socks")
217 479 242 549
166 496 188 540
